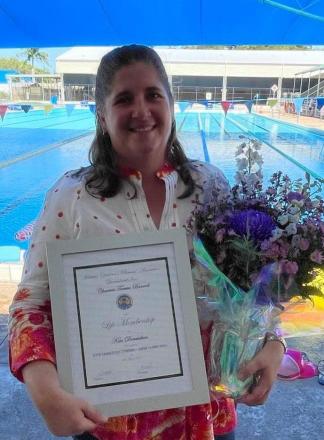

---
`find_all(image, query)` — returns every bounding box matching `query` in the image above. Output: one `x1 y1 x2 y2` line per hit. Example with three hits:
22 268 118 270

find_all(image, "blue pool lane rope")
197 113 210 163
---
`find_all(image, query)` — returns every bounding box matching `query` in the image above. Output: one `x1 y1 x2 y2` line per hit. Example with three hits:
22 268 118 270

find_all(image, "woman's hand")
22 360 106 436
236 340 285 406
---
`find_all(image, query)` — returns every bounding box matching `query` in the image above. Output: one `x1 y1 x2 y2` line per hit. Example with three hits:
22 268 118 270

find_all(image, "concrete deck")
0 311 323 439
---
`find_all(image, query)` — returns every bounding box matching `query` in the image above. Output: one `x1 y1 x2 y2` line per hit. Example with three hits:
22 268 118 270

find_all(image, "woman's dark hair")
77 44 195 198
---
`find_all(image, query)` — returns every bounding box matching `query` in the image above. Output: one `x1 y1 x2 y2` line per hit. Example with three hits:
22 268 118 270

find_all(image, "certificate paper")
47 230 209 417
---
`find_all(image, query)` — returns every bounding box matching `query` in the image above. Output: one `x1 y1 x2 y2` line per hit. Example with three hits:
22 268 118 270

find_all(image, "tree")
19 48 49 72
0 57 48 74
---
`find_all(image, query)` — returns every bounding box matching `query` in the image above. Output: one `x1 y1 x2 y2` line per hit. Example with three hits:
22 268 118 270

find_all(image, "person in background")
9 45 285 440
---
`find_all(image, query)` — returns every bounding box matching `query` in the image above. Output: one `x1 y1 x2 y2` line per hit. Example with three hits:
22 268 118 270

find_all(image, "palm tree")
20 48 48 72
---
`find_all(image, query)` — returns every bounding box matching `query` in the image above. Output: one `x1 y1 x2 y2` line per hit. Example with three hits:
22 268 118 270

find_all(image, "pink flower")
310 250 324 264
281 260 299 275
299 238 310 251
278 241 290 258
215 228 226 243
264 243 280 258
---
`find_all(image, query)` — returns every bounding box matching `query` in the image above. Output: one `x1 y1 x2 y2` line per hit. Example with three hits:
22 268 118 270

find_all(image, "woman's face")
99 62 173 169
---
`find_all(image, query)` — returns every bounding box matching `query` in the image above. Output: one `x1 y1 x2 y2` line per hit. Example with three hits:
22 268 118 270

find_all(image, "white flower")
285 223 297 236
312 200 320 208
278 214 289 225
236 158 248 170
291 199 304 208
288 213 300 223
288 206 300 215
270 227 283 242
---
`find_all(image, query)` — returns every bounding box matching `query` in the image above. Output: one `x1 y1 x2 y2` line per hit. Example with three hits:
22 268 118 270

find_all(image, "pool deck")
255 107 324 132
0 112 324 439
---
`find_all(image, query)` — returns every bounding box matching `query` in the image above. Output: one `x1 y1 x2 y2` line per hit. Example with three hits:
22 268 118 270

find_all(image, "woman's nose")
131 97 151 118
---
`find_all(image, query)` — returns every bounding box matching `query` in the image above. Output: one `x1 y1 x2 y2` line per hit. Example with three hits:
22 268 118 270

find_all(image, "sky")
0 47 70 73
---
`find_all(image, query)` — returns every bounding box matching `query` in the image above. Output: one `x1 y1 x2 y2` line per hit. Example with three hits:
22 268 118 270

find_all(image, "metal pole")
60 74 65 102
317 69 321 97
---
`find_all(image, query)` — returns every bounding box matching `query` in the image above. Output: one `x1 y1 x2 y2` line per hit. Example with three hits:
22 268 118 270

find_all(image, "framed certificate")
46 229 209 417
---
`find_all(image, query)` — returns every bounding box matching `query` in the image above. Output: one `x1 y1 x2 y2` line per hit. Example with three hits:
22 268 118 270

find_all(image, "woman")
9 45 285 440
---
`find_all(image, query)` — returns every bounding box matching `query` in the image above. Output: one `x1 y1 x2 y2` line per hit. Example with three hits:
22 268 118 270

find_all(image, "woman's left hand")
236 340 285 406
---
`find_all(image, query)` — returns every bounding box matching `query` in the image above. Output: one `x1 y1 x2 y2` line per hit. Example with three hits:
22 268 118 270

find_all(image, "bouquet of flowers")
190 136 324 399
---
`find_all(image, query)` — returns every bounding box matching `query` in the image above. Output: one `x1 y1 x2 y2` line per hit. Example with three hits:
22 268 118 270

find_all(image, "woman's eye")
115 96 131 104
149 92 162 100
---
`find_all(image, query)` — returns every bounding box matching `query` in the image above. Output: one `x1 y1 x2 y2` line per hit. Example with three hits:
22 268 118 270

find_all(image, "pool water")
0 108 323 249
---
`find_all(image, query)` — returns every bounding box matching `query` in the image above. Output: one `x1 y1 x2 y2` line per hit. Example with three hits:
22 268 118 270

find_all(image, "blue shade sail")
0 0 324 47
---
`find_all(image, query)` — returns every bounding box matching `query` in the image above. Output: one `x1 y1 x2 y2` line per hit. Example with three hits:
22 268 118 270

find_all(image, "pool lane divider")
0 132 94 170
197 113 210 163
177 113 188 132
226 116 324 183
209 113 231 138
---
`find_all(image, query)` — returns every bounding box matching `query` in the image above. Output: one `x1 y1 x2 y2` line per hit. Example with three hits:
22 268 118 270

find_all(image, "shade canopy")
1 0 324 48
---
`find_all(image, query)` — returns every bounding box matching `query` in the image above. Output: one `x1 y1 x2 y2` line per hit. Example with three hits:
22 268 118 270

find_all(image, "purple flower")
230 209 275 241
287 191 304 202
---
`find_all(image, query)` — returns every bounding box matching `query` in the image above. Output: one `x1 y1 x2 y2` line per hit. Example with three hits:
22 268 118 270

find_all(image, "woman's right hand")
22 360 106 437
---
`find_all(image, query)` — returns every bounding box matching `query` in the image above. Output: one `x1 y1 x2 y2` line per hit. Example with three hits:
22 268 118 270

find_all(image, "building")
55 47 324 102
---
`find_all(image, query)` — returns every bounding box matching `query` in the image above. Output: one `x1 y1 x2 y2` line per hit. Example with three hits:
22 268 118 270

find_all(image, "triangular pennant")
65 103 75 116
89 103 96 114
178 101 191 112
292 98 304 114
21 105 32 113
44 104 53 114
267 99 278 108
316 97 324 110
0 104 8 121
221 101 231 116
245 100 253 113
50 95 58 105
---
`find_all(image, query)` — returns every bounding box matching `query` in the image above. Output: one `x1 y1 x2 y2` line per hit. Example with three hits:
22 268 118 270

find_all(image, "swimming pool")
0 108 323 249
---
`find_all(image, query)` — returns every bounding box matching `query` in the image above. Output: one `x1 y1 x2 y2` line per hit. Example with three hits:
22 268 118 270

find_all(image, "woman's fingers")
237 341 284 406
82 402 107 425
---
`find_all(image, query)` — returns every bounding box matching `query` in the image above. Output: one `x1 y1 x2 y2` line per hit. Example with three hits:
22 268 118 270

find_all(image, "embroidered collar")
119 162 175 180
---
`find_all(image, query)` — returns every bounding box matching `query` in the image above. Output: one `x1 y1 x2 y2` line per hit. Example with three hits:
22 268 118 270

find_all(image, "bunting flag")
15 220 36 241
0 104 8 120
267 99 278 108
89 103 96 114
44 104 53 114
198 100 208 108
178 101 191 112
221 101 231 116
244 100 253 113
50 95 58 105
21 105 32 113
293 97 304 114
65 103 75 116
8 104 21 110
316 97 324 110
